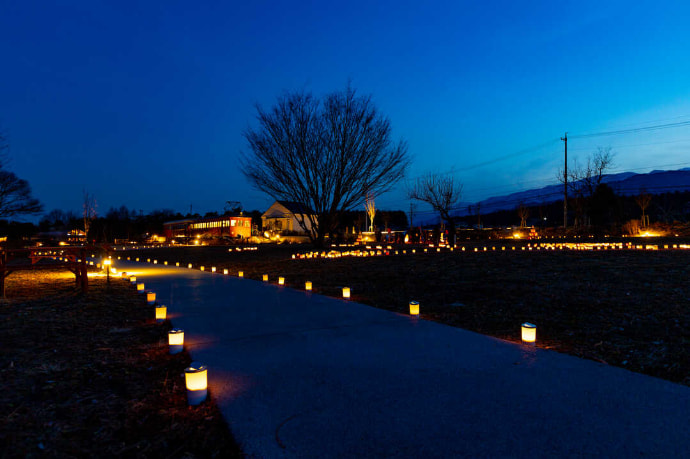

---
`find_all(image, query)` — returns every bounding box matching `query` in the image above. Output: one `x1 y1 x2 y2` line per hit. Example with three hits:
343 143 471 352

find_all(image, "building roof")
276 201 315 215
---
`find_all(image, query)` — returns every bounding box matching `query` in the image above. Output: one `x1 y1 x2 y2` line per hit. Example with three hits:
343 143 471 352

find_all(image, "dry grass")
0 270 242 458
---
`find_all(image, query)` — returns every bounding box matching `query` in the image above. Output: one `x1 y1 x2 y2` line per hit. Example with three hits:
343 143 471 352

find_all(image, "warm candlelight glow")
168 329 184 354
155 305 167 322
521 322 537 344
223 269 229 275
146 291 156 305
137 283 145 293
188 263 193 269
342 287 351 299
263 274 268 282
409 301 420 316
278 276 285 285
238 271 244 277
185 363 208 405
305 281 312 291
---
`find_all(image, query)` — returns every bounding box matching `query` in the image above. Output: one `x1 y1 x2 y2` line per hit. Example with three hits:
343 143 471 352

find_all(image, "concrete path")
120 261 690 458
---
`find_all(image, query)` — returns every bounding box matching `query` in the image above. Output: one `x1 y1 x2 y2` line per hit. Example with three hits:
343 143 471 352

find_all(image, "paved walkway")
120 261 689 458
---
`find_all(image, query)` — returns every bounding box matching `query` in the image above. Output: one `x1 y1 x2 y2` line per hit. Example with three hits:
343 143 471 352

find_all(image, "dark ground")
0 270 242 458
128 240 690 386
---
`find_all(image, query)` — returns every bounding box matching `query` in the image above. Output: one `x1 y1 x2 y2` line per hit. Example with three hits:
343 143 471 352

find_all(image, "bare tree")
558 147 614 227
83 190 97 239
365 193 376 232
242 85 409 247
0 130 43 219
635 189 651 228
517 203 529 228
408 173 462 246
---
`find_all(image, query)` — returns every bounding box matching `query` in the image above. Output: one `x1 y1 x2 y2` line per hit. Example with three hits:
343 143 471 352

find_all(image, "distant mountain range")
457 168 690 216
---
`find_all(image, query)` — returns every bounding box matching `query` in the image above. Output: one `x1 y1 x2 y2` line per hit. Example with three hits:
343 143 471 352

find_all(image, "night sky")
2 0 690 221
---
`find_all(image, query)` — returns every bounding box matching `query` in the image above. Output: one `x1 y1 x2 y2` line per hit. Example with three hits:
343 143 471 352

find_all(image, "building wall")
261 202 314 235
163 216 252 240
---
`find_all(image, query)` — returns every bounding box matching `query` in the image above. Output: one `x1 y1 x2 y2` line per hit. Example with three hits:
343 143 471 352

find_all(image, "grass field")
0 270 242 458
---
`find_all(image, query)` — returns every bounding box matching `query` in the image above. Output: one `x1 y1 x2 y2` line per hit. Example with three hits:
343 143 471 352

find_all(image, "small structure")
163 215 252 242
261 201 315 236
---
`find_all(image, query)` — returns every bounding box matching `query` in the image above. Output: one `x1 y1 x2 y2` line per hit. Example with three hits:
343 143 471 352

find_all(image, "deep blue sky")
2 0 690 222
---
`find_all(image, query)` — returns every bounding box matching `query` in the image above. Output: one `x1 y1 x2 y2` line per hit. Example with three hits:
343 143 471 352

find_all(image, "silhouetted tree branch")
409 173 462 245
242 85 409 246
0 129 43 219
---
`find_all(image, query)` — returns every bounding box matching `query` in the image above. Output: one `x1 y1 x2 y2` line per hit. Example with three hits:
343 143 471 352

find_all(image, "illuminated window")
231 220 236 226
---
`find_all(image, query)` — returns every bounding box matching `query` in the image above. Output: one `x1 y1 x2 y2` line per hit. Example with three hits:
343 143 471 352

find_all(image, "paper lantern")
136 258 140 262
409 301 420 316
305 281 312 291
521 322 537 344
211 267 216 273
223 269 229 275
146 291 156 305
168 329 184 354
129 275 137 284
238 271 244 278
121 272 128 278
263 274 268 282
176 262 180 267
342 287 351 299
185 362 208 406
155 304 167 322
278 277 285 285
137 283 145 293
153 260 158 264
164 261 168 265
200 266 205 271
188 263 193 269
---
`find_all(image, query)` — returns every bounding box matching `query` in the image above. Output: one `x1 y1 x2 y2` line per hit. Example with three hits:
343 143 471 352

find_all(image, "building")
261 201 316 236
163 215 252 242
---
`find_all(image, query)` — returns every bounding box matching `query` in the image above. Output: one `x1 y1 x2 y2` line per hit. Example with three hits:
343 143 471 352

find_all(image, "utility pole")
561 132 568 228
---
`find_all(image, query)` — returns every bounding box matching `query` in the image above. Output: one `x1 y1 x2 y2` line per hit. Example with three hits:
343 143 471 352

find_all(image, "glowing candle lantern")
409 301 420 316
185 363 208 405
305 281 312 291
263 274 268 282
200 266 205 271
147 258 151 263
153 260 158 264
146 291 156 305
136 258 140 262
188 263 193 269
210 267 215 273
238 271 244 278
164 261 168 265
121 272 128 278
176 262 180 267
129 275 137 284
155 304 167 322
521 322 537 344
342 287 351 299
168 329 184 354
278 277 285 285
137 283 145 293
223 269 229 275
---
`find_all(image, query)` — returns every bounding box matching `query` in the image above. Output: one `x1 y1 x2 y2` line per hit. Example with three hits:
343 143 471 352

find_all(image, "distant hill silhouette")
456 168 690 217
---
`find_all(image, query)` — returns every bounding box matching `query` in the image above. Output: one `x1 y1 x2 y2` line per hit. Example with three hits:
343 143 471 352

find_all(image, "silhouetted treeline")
458 187 690 234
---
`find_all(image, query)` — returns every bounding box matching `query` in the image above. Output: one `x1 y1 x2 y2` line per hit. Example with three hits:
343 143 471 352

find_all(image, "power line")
569 120 690 139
